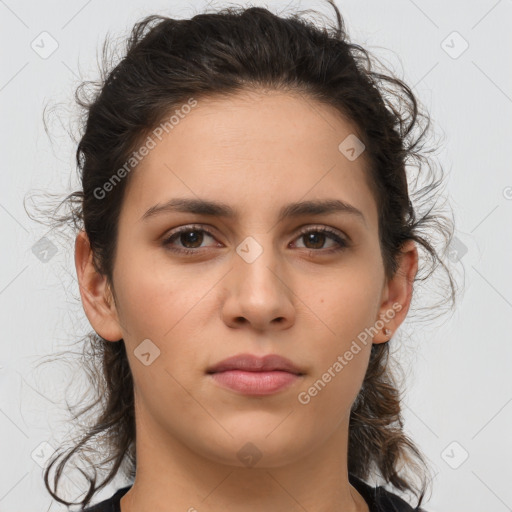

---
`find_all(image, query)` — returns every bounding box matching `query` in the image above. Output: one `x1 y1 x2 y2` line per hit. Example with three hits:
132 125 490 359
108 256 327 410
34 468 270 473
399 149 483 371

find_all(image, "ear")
74 230 124 342
373 239 418 344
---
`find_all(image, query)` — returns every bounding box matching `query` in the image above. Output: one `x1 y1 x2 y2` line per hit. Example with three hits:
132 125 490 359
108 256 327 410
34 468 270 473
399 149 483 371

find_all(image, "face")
76 88 417 469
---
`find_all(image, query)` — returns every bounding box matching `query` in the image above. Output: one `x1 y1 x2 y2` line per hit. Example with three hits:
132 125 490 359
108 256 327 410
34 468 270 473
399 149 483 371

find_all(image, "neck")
120 408 368 512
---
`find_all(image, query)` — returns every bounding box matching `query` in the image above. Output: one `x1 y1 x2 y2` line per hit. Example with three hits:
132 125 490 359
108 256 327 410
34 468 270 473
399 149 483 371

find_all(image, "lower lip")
209 370 301 395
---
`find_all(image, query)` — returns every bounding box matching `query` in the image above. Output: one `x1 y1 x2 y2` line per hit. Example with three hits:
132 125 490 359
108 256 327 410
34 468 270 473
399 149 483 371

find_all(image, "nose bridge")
234 232 283 296
222 231 295 330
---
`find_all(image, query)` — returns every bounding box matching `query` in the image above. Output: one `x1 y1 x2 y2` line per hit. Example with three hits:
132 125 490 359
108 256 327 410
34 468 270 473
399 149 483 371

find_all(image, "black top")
81 474 426 512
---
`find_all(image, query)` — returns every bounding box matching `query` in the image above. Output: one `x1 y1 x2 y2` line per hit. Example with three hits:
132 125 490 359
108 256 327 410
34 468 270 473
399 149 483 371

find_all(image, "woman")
42 2 456 511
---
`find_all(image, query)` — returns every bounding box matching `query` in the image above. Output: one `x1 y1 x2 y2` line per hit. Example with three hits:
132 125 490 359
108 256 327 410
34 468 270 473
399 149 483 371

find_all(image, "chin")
192 426 314 469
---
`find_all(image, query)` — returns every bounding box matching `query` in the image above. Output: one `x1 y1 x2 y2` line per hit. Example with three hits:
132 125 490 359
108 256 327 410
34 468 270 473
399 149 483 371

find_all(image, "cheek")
111 250 224 404
112 247 215 342
112 254 215 425
305 263 383 349
295 288 375 431
296 261 382 406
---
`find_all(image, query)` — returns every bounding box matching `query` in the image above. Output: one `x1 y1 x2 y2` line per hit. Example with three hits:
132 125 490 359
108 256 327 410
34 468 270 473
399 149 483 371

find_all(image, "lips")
206 353 305 396
206 353 304 375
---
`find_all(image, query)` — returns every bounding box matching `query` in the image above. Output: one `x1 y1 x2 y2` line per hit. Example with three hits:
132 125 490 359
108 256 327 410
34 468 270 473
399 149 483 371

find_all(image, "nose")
220 241 296 332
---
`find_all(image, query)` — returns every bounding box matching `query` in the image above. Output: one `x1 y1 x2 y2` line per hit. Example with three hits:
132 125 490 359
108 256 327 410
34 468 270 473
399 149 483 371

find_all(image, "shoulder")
81 485 132 512
349 473 428 512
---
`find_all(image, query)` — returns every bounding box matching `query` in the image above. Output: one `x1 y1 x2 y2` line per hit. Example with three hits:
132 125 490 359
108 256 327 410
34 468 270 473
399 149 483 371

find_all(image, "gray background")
0 0 511 510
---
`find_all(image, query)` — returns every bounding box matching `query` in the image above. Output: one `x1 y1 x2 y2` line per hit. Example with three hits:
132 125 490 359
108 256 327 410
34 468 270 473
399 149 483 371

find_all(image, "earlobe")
74 230 124 342
373 240 418 344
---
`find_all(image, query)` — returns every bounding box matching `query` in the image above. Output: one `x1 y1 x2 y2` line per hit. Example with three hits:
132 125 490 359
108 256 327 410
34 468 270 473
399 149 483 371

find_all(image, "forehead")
121 89 378 229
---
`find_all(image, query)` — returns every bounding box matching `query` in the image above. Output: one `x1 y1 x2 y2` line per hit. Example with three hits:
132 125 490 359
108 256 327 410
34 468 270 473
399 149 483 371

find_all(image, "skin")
75 88 418 512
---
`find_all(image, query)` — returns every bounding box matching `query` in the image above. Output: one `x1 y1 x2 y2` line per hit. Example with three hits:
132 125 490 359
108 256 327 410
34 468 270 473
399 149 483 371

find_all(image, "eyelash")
161 224 349 256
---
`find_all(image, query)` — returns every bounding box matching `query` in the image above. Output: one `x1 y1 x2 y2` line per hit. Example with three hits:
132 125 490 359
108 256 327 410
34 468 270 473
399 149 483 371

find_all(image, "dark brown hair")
31 1 457 509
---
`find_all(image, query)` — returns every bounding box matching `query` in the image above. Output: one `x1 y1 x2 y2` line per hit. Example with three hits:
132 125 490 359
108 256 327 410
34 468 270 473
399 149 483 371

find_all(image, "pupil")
182 231 203 248
305 232 324 249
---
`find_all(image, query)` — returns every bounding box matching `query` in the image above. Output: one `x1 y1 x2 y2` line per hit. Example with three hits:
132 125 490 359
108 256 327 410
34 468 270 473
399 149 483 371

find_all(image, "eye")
291 226 349 253
161 225 349 255
161 224 219 255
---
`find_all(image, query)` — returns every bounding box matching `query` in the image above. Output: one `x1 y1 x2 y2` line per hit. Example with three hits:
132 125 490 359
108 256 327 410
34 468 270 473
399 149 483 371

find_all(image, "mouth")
206 353 305 396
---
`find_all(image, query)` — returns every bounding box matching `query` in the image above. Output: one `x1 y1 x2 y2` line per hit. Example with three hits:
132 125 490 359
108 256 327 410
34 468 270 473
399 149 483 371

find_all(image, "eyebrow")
140 197 366 226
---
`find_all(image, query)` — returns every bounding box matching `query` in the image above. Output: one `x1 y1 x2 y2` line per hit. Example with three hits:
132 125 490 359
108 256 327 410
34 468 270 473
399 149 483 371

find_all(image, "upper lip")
206 353 304 375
